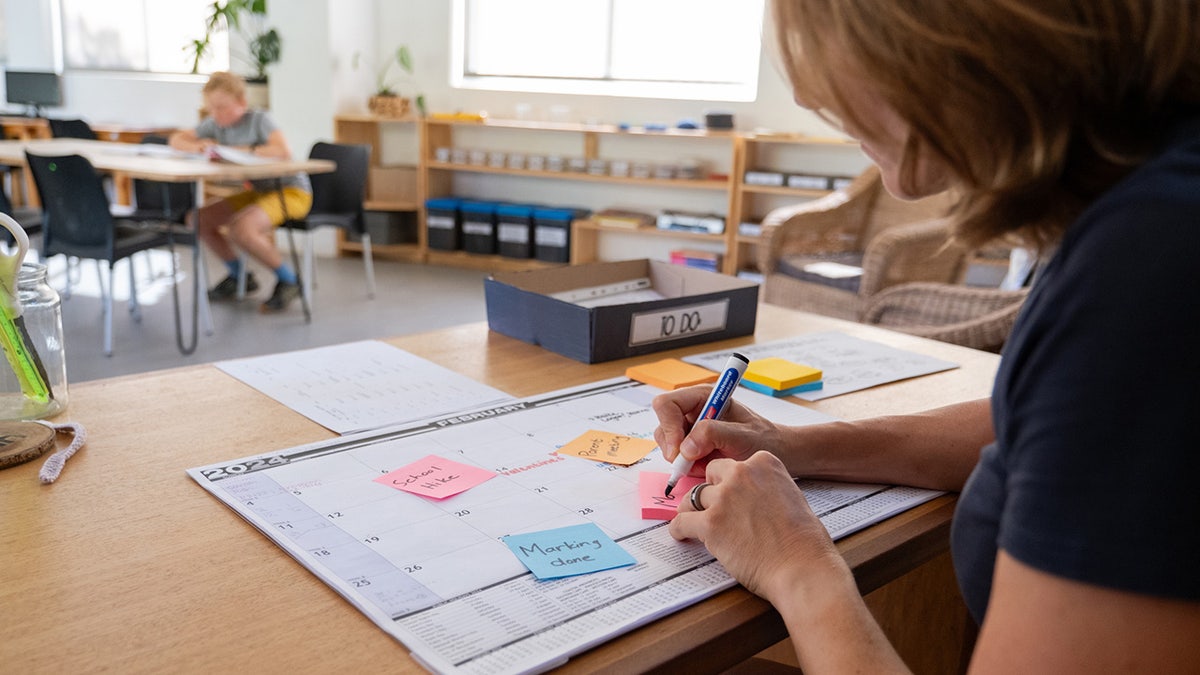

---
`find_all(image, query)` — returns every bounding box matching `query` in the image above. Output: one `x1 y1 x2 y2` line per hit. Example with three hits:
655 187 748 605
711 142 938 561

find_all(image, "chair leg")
361 231 376 299
127 258 143 323
302 230 315 304
194 250 215 336
59 258 73 300
236 252 249 299
102 262 114 357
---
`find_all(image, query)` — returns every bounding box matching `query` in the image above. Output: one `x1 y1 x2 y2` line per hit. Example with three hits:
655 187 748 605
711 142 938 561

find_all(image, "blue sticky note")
502 523 636 580
740 378 824 397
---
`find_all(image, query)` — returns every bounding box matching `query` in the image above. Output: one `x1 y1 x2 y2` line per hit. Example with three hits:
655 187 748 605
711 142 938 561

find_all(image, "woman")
169 71 311 313
653 1 1200 671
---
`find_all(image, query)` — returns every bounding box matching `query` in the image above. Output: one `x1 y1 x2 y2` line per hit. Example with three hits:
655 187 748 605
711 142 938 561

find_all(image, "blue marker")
664 352 749 496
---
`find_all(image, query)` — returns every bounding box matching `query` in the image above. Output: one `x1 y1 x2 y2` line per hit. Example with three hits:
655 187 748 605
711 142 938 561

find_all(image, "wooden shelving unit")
333 114 423 262
335 115 862 275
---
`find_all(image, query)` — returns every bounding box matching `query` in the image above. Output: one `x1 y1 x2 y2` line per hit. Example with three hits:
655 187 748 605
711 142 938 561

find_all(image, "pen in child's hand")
664 353 749 497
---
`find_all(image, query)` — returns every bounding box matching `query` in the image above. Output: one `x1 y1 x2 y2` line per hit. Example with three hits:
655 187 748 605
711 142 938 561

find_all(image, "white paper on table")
216 340 515 435
684 331 959 401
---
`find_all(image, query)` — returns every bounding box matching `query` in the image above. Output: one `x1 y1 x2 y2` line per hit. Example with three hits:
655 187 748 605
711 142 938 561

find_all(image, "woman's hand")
651 385 785 476
669 451 843 604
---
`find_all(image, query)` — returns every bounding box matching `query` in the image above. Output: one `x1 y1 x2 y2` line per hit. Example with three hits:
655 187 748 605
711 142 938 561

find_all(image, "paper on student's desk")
210 144 274 165
216 340 514 434
685 332 958 401
188 377 943 675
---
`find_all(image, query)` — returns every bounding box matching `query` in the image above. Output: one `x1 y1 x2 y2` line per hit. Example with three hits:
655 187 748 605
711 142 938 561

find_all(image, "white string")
32 420 88 484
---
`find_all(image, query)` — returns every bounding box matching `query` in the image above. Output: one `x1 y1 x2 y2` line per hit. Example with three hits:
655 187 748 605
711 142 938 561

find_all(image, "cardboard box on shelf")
485 259 759 363
368 166 417 204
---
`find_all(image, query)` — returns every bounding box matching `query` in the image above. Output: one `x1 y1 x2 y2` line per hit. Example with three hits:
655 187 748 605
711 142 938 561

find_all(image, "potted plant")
367 46 425 118
186 0 280 82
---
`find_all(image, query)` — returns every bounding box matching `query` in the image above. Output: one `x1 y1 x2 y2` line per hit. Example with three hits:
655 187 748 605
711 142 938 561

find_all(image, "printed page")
189 378 940 674
212 144 274 165
684 331 958 400
216 340 515 435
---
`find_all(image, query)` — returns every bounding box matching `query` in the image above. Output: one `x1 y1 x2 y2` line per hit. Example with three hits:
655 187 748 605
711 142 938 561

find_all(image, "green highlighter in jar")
0 213 53 406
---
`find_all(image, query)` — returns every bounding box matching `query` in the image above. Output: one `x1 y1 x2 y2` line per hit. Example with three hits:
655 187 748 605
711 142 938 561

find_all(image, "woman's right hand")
651 385 785 473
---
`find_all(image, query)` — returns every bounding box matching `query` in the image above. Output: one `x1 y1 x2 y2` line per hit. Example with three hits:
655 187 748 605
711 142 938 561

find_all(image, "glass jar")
0 262 68 420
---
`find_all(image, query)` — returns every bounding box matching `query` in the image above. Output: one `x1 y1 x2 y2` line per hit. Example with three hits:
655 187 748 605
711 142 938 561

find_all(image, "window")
60 0 227 74
456 0 765 101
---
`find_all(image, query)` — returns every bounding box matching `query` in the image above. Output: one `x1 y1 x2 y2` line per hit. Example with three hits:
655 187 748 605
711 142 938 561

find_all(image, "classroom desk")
0 137 335 346
0 121 179 205
88 123 179 144
0 305 998 674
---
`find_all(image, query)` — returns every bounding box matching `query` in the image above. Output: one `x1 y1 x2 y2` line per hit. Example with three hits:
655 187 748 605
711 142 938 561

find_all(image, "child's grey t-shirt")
194 109 311 193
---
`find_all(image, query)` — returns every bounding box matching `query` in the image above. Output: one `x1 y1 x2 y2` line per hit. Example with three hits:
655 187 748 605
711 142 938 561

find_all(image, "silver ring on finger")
689 482 711 512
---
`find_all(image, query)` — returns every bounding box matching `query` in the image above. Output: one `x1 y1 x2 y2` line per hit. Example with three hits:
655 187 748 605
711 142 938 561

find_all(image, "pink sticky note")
638 472 705 520
375 455 496 499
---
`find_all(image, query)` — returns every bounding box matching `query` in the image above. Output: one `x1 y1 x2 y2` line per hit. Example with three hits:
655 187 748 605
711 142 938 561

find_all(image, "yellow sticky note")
626 358 719 391
557 430 657 466
744 357 823 390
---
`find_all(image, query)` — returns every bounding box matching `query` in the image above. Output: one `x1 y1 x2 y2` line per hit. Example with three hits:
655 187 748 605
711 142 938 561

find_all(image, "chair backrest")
48 118 98 140
856 167 956 246
25 152 116 260
0 173 13 215
133 135 195 217
306 141 369 232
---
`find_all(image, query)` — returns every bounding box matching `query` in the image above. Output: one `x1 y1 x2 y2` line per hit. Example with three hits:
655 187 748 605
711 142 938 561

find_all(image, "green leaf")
397 45 413 74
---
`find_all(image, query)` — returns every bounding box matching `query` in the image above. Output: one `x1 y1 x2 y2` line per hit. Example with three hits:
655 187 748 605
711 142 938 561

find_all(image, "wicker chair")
862 282 1030 353
756 165 970 321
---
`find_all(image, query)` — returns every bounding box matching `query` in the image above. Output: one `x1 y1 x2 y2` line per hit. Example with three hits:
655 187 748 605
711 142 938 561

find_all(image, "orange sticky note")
557 430 656 466
638 472 705 520
626 358 719 390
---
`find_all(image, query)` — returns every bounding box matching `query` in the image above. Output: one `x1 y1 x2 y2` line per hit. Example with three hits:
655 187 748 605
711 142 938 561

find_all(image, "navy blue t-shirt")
951 119 1200 624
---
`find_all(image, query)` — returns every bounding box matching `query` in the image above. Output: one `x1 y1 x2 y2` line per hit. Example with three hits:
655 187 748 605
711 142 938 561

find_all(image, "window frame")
58 0 229 77
450 0 764 102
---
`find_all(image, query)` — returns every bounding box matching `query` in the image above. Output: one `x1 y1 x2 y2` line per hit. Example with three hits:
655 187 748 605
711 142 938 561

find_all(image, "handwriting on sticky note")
557 430 656 466
638 472 705 520
502 523 636 580
374 454 495 499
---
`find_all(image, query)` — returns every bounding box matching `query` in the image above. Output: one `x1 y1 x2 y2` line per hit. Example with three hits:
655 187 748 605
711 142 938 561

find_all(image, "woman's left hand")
669 451 843 605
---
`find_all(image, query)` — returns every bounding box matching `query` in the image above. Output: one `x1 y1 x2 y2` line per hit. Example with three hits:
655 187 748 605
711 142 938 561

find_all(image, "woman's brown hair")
769 0 1200 248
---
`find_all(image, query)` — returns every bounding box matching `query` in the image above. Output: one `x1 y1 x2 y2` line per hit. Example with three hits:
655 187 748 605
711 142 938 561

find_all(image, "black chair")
0 169 43 249
25 151 170 356
127 136 195 225
278 141 373 305
47 118 98 140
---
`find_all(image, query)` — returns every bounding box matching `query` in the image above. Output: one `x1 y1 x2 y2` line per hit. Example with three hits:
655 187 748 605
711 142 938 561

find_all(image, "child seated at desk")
169 71 311 313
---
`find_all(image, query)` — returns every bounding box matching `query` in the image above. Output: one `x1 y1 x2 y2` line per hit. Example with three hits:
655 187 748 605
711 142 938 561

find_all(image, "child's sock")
275 265 298 285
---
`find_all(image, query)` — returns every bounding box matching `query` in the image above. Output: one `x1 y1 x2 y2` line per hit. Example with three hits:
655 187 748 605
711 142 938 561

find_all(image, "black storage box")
460 200 498 255
426 197 461 251
496 203 536 259
485 259 760 363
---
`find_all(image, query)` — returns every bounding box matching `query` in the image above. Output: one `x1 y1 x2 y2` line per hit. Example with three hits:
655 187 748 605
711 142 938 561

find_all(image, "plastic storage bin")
495 204 538 259
533 207 589 263
459 200 499 255
425 197 462 251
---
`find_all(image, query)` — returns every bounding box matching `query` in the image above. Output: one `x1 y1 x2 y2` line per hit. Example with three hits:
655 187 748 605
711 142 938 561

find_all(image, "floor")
46 247 490 384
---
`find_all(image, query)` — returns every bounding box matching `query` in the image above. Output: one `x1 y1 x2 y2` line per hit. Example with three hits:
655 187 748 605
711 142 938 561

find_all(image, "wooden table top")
0 137 333 182
0 305 998 673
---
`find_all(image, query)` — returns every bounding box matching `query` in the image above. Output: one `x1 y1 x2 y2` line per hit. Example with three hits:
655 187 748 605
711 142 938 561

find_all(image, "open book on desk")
208 145 274 165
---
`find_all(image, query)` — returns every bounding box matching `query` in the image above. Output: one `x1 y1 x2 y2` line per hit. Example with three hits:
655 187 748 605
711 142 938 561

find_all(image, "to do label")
628 299 729 346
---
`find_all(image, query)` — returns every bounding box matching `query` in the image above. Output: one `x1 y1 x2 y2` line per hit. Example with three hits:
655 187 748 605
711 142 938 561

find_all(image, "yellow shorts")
223 187 313 227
